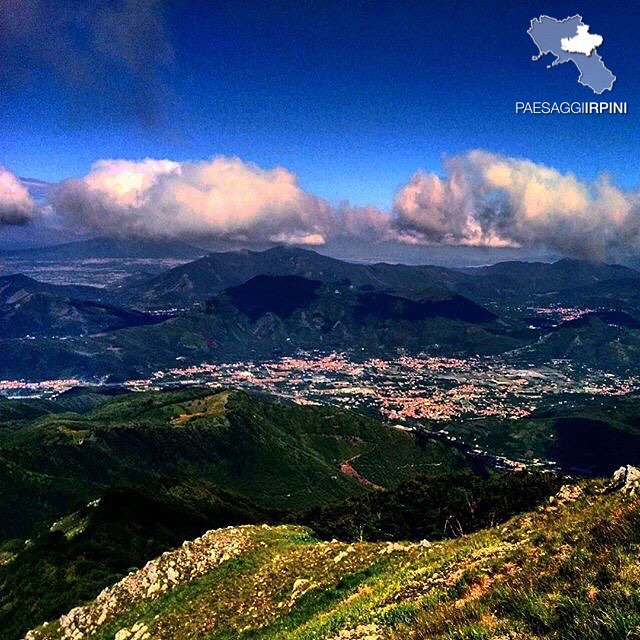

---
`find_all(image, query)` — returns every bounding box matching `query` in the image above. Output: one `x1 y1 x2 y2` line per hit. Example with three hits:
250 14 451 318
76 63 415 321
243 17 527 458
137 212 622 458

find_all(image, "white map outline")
561 24 603 56
528 14 616 95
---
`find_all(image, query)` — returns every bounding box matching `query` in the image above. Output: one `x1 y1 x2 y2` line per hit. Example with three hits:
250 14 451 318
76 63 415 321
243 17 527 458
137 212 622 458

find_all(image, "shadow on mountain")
225 275 322 321
356 292 495 324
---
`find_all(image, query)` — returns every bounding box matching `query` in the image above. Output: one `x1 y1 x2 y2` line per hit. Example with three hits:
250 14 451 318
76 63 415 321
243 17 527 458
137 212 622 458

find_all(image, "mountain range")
0 278 515 379
1 245 640 378
5 240 640 308
113 245 640 309
1 237 205 261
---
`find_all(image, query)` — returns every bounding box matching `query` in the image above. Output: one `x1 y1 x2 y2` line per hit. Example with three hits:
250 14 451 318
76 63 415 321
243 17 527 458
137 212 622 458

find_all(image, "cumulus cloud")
0 166 38 225
52 157 334 244
47 150 640 259
394 150 640 259
335 203 394 241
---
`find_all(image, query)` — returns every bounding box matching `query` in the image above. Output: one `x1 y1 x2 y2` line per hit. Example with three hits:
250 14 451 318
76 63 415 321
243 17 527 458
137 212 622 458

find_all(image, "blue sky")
1 0 638 211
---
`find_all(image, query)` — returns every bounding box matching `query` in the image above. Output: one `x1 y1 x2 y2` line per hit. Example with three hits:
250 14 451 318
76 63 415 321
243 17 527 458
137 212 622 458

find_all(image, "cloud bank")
0 166 38 225
53 157 334 245
394 150 640 260
23 149 640 260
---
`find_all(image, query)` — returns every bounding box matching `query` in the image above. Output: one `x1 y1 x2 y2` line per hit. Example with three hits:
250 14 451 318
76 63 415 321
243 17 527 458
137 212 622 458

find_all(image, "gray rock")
607 465 640 495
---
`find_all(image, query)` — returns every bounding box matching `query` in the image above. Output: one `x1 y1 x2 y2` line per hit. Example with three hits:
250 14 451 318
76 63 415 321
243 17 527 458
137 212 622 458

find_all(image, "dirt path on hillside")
339 455 383 490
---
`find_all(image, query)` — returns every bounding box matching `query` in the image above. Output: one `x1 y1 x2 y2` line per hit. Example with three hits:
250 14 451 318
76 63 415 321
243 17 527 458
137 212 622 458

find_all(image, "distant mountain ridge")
0 274 166 338
202 274 509 357
1 247 640 377
458 258 640 301
466 257 636 282
0 274 101 304
0 294 166 338
5 242 638 310
1 237 206 260
116 245 466 308
115 246 640 309
0 273 513 379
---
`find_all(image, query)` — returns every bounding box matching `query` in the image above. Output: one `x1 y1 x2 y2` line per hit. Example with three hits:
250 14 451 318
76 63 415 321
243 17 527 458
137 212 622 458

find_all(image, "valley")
3 243 640 477
3 242 640 639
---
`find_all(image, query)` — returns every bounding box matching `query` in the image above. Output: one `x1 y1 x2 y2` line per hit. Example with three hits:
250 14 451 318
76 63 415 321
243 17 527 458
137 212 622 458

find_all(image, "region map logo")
516 14 625 116
528 14 615 94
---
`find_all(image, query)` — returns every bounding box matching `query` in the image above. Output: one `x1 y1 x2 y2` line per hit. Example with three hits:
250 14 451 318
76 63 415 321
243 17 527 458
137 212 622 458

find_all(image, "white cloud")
0 166 38 225
53 157 334 244
393 150 640 259
48 150 640 260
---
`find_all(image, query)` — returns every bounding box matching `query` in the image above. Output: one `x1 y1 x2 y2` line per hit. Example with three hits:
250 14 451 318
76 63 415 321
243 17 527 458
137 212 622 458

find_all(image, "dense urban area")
3 351 636 422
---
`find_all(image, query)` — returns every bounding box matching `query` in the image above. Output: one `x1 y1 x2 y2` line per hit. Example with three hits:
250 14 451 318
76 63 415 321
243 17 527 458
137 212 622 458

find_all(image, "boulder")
550 484 583 505
607 465 640 495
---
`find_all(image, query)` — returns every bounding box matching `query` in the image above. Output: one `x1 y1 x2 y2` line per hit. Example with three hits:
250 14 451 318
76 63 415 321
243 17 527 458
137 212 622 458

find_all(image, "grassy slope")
0 388 469 540
26 480 640 640
0 479 268 640
0 472 558 640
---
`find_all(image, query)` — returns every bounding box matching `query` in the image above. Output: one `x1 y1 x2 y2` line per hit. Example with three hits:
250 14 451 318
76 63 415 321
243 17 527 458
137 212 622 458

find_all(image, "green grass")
24 483 640 639
0 388 471 541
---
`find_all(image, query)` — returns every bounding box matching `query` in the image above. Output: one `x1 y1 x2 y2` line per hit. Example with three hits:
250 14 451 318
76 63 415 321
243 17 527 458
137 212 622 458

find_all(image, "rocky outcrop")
607 465 640 495
22 484 640 640
24 525 274 640
549 483 583 506
114 622 150 640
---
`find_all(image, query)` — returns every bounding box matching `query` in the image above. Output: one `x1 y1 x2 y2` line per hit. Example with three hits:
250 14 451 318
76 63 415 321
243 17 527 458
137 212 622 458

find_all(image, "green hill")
23 474 640 640
520 314 640 373
0 472 559 640
0 388 470 541
439 393 640 475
